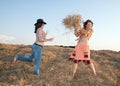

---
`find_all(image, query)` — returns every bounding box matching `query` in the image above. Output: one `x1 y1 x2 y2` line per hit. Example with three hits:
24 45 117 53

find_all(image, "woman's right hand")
45 30 48 36
48 38 54 41
81 29 87 35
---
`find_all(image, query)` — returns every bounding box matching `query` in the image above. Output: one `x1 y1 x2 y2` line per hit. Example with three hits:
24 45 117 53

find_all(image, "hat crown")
36 19 46 24
37 19 43 23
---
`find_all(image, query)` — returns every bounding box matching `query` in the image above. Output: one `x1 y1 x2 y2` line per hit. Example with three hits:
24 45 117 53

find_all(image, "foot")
33 74 40 79
90 72 96 76
93 73 96 76
13 55 17 64
72 73 75 78
68 76 73 81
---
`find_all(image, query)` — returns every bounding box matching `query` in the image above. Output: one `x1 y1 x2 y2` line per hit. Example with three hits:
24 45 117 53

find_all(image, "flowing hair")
34 23 43 33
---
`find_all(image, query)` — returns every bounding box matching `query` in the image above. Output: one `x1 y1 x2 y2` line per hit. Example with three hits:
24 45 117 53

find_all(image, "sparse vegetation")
0 44 120 86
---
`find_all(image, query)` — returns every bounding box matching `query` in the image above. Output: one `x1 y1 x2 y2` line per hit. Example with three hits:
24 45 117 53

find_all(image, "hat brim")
43 22 47 24
34 22 47 25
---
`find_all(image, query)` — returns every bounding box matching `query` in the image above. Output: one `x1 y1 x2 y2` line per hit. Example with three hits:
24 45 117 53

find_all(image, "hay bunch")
63 14 82 30
63 14 83 37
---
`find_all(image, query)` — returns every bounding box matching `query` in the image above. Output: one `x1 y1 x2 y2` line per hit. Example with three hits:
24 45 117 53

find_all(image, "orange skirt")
69 44 90 63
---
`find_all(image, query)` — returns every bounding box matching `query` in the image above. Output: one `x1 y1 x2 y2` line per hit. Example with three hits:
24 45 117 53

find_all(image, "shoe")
13 55 17 64
33 74 40 79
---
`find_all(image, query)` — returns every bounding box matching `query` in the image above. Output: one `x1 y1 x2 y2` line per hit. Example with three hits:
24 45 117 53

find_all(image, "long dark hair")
34 23 43 33
83 19 93 29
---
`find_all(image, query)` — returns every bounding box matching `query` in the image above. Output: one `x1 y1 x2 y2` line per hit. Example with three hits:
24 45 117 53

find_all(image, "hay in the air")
63 14 83 37
63 14 82 29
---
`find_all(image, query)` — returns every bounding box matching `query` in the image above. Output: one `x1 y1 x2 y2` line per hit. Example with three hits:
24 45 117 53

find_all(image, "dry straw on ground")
0 44 120 86
0 15 119 86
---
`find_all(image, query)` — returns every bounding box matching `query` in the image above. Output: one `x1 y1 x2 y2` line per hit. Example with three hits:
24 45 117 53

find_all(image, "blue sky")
0 0 120 51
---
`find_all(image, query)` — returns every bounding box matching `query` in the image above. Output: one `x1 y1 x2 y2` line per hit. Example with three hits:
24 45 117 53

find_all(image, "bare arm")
86 29 93 40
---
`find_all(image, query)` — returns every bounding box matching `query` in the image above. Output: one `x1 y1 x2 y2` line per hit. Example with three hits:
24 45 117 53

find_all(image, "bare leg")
88 62 96 75
72 63 78 77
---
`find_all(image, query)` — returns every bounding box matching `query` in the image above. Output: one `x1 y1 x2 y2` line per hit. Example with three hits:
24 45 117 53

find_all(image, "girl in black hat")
14 19 54 76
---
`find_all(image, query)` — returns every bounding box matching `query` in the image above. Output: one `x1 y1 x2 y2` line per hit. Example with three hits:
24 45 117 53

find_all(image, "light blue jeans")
16 43 42 76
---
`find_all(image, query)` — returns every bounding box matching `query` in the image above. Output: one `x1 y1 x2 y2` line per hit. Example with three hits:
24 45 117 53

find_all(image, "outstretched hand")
45 30 48 36
48 37 54 41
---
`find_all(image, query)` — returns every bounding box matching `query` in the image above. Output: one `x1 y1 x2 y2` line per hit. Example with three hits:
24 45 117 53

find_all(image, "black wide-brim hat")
35 19 47 25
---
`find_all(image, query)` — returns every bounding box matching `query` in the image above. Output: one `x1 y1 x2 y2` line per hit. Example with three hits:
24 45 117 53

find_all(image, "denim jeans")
16 43 42 76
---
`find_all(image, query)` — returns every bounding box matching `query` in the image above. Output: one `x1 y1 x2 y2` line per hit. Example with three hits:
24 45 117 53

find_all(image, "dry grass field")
0 43 120 86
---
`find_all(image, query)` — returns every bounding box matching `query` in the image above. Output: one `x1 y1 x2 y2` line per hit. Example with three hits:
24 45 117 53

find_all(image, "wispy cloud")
0 34 16 44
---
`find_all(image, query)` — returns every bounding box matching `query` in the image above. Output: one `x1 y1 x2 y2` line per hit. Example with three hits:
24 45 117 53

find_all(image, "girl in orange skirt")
69 19 96 77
